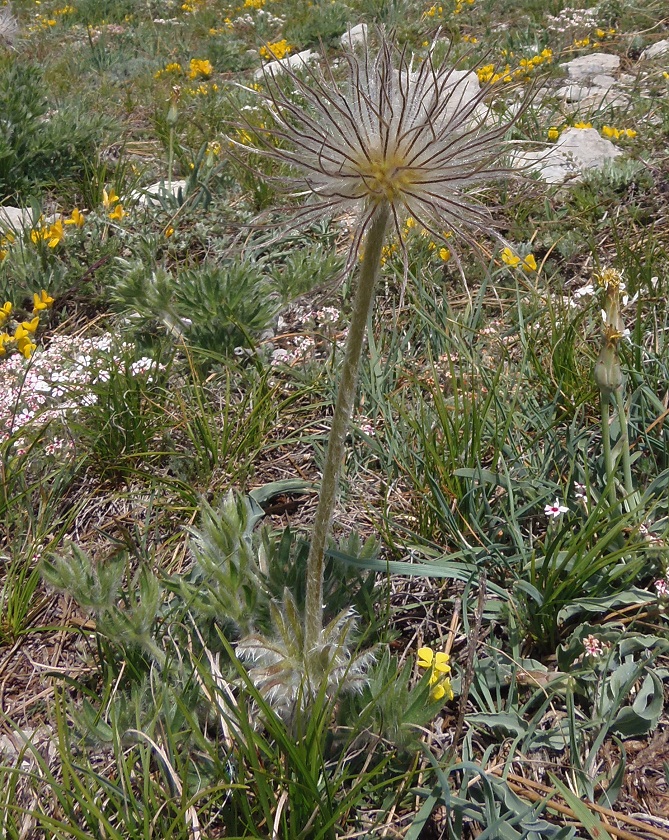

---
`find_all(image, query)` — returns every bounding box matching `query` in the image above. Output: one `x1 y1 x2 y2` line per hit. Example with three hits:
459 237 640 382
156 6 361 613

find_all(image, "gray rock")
640 39 669 60
513 127 623 184
132 180 189 207
341 23 367 49
0 205 35 233
254 49 319 80
562 52 620 80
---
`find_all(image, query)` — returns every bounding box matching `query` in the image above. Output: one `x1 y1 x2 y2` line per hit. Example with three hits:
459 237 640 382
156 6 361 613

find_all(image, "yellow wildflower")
32 290 54 314
164 226 175 237
0 332 11 356
30 227 47 245
417 646 451 673
0 301 12 325
64 207 85 227
108 203 126 221
439 246 451 261
430 678 454 702
522 254 537 272
259 39 292 61
16 316 40 336
103 187 120 208
573 121 593 129
501 246 521 267
547 126 560 141
17 335 36 358
188 58 213 79
46 220 64 248
417 646 454 703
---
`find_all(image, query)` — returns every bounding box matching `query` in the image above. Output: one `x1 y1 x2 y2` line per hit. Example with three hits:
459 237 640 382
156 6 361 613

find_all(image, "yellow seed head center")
355 151 413 203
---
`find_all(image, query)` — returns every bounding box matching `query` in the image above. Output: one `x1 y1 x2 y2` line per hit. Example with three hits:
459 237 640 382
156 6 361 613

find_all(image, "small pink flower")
655 579 669 597
545 498 569 518
583 635 604 657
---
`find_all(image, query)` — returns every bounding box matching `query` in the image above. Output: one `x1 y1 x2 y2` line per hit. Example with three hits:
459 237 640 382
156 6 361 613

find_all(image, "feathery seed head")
237 32 528 266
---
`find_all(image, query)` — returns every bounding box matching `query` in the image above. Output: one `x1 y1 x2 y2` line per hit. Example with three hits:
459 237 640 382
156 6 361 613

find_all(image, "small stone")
561 52 620 80
640 39 669 60
341 23 367 49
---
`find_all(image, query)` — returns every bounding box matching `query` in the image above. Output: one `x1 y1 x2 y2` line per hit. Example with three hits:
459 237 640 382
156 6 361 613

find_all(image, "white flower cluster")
0 333 164 452
545 7 597 36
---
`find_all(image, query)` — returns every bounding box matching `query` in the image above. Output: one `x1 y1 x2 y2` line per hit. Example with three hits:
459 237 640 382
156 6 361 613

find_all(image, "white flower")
544 498 569 518
573 481 588 501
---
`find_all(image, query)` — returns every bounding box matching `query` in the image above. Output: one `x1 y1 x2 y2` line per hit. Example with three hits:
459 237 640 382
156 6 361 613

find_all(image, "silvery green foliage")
111 259 278 355
42 545 125 615
236 589 375 720
42 547 165 666
181 491 269 638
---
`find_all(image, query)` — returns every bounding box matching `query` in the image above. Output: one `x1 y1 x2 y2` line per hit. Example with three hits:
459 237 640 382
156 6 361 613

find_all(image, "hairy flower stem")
304 202 390 653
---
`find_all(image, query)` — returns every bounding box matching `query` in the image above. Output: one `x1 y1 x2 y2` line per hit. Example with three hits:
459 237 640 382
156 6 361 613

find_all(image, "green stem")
304 202 390 653
601 392 616 511
613 386 639 511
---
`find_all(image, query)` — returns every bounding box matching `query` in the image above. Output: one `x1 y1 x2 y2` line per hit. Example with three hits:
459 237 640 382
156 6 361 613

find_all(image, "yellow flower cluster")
25 208 84 251
181 0 204 13
417 646 454 702
244 0 265 7
424 4 443 17
453 0 474 13
477 48 552 84
103 188 125 220
602 125 637 140
184 82 219 96
154 62 183 79
188 58 213 79
31 219 65 248
209 20 233 34
0 293 53 359
502 246 537 272
259 39 292 60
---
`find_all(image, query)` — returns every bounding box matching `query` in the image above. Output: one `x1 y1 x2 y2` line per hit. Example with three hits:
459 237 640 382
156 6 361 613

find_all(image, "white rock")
341 23 367 49
591 74 617 89
513 128 623 184
254 49 319 80
132 179 189 207
640 39 669 60
0 205 35 233
561 52 620 80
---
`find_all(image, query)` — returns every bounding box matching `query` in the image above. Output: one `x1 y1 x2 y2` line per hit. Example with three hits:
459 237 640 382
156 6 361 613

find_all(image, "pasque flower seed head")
236 32 529 268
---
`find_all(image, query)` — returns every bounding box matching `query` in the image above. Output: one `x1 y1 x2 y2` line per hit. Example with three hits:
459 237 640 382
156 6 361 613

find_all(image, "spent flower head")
236 31 531 272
